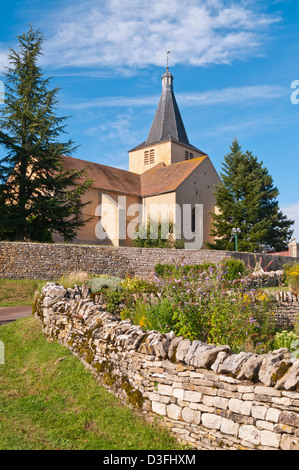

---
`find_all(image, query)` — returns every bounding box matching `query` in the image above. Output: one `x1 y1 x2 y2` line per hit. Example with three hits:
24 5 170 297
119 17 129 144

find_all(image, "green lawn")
0 316 182 450
0 279 46 307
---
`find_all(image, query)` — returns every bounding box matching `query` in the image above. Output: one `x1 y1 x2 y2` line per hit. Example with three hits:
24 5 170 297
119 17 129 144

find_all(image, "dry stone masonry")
34 282 299 451
0 241 297 281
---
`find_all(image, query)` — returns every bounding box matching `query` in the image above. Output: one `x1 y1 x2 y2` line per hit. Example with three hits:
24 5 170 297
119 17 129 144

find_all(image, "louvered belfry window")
145 149 155 165
150 149 155 164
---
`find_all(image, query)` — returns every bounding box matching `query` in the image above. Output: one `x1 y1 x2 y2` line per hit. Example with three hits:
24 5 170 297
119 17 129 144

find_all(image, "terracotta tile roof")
60 154 207 198
61 155 141 196
140 157 207 196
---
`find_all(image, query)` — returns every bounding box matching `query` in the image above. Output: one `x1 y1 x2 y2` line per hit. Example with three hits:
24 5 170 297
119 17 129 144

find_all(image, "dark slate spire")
145 67 190 146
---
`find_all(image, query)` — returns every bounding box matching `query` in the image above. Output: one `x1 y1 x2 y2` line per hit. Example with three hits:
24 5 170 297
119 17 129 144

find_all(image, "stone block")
184 390 202 403
280 411 299 428
254 385 281 397
220 417 239 436
173 388 185 400
152 401 167 416
266 407 280 423
182 407 201 425
280 434 299 450
260 430 281 448
275 360 299 391
251 405 267 420
239 425 260 445
217 352 251 376
158 383 172 396
211 350 231 373
258 353 292 387
168 336 183 361
203 395 228 410
175 339 191 362
237 354 265 382
188 344 231 369
167 403 182 420
201 413 222 430
229 398 252 416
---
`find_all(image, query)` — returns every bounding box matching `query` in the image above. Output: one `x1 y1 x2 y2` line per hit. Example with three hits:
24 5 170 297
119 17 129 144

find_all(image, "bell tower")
128 65 206 174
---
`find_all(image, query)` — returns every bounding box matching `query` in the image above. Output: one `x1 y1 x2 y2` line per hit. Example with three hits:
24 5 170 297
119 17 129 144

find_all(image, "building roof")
145 68 189 146
128 67 205 155
140 157 207 197
61 154 207 198
61 155 141 196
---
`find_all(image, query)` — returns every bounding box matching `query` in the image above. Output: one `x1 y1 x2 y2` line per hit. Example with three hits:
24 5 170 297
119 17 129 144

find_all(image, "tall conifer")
207 139 294 252
0 26 92 242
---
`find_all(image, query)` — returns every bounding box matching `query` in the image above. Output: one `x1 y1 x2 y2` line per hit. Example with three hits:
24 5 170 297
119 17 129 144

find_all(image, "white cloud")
0 45 10 73
282 202 299 241
38 0 280 71
65 84 287 110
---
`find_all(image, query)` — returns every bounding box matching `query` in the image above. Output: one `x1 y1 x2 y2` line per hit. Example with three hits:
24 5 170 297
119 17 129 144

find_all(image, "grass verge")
0 316 182 450
0 279 46 307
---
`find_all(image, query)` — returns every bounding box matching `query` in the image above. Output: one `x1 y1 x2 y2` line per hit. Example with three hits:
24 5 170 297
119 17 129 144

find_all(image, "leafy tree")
133 221 184 249
0 26 93 242
207 139 294 252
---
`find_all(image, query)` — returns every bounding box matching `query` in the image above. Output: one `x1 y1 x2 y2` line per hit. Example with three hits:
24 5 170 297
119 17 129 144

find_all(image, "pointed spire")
145 67 189 146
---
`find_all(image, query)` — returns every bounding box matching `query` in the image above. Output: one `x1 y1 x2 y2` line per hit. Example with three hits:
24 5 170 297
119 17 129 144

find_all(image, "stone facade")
34 282 299 451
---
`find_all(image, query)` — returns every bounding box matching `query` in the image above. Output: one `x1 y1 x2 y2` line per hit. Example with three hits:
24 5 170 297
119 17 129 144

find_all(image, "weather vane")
166 50 171 68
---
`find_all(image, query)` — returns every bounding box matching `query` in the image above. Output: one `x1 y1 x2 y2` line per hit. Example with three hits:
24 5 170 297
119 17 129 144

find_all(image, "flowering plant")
285 264 299 294
143 261 276 353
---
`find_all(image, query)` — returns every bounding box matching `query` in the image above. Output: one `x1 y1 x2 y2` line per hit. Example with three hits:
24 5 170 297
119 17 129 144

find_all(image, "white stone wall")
34 282 299 450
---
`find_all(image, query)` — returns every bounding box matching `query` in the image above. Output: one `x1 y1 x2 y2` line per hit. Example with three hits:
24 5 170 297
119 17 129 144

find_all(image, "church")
55 67 221 248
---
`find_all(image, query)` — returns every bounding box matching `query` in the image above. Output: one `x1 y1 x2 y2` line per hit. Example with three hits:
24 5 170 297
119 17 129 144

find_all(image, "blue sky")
0 0 299 241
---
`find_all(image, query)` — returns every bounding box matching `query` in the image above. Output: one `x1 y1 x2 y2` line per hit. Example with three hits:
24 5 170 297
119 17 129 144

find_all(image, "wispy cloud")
64 84 287 110
37 0 280 71
282 202 299 240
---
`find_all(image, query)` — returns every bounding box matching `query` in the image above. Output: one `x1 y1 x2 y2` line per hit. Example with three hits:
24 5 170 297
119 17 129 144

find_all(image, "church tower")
129 67 206 174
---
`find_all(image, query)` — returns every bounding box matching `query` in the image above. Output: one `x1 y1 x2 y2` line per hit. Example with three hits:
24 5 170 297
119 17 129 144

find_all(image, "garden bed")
76 258 299 358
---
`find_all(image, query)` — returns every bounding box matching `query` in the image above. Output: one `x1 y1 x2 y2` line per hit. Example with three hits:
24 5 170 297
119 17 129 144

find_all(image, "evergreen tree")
207 139 294 252
0 26 93 242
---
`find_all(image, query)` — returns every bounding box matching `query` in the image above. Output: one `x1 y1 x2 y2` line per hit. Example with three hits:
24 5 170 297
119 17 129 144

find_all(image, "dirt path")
0 305 32 325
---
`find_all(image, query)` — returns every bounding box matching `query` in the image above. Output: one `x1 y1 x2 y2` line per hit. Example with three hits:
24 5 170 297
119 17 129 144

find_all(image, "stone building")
56 67 221 248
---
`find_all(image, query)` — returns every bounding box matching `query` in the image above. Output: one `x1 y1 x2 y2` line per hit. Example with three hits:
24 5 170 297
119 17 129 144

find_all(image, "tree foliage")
0 26 93 242
207 139 294 252
133 221 184 249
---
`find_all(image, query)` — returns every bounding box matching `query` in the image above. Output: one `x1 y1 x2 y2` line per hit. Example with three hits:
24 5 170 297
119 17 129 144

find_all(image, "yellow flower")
139 315 147 328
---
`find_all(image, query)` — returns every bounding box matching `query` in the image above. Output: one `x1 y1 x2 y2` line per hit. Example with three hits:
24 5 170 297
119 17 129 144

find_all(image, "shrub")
121 276 157 294
87 276 122 293
273 330 299 357
285 264 299 294
59 271 91 288
154 258 245 282
133 221 184 249
223 258 245 281
146 262 276 353
104 290 124 313
140 298 177 334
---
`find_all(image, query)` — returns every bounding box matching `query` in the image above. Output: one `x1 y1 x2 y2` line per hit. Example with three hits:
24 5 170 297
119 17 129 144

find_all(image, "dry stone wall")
272 291 299 330
0 241 297 281
34 282 299 451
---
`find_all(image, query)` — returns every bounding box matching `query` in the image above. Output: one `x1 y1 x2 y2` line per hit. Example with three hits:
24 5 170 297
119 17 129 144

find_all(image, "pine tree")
0 26 93 242
207 139 294 252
